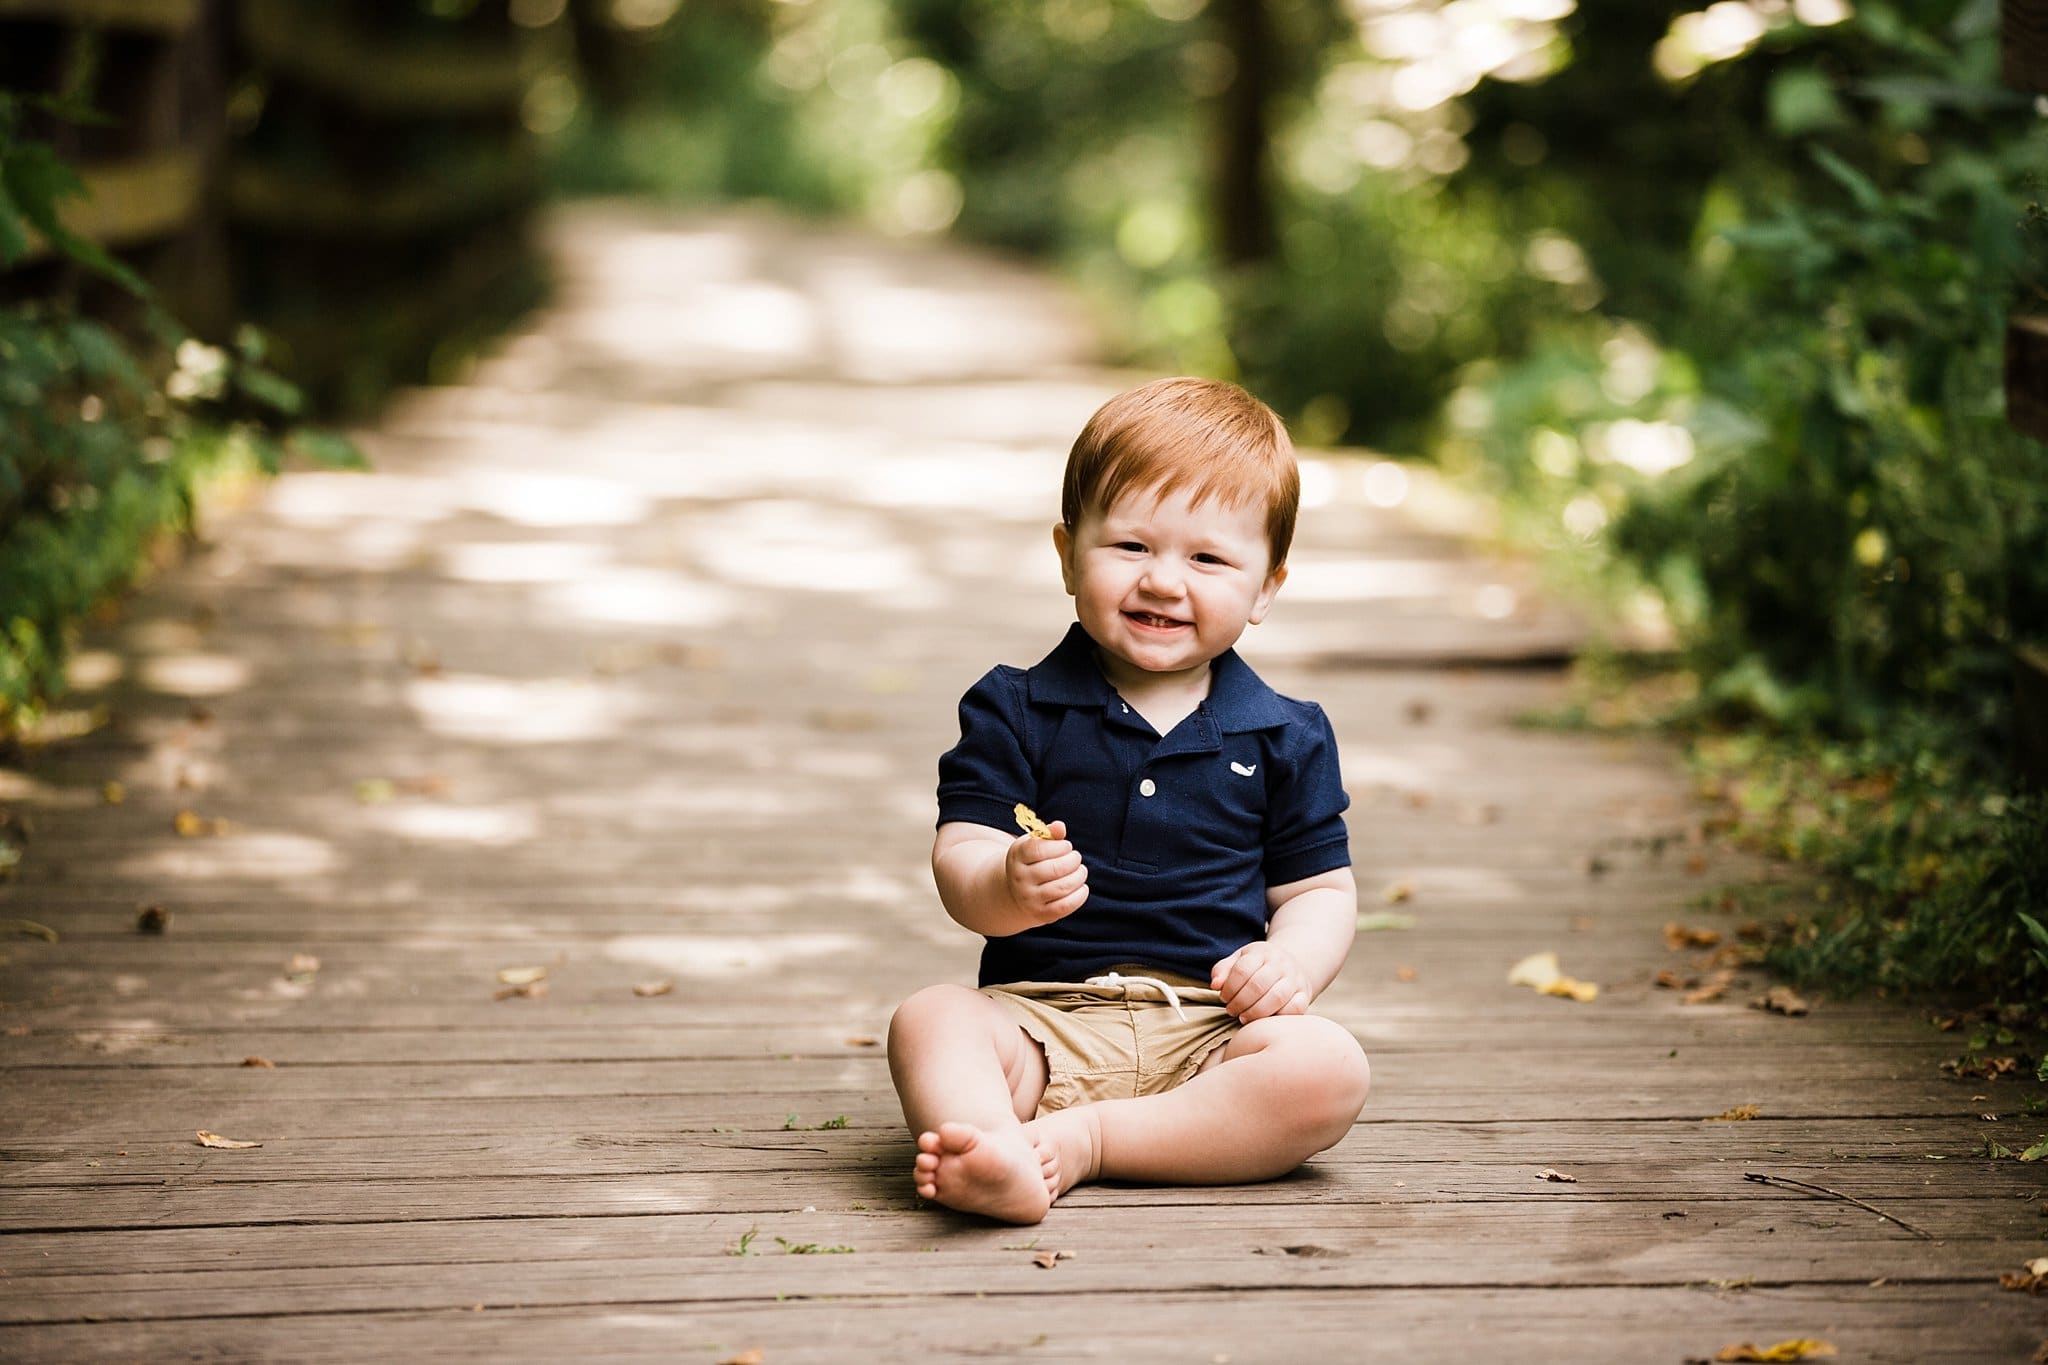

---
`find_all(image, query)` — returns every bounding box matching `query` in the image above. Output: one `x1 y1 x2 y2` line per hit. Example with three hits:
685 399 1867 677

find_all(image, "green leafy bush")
0 91 360 732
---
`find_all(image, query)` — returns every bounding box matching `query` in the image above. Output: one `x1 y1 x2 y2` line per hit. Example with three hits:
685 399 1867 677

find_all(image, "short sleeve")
936 668 1036 833
1263 703 1351 886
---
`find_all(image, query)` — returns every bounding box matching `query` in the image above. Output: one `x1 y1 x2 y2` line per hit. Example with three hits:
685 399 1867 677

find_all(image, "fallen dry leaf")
1030 1249 1075 1269
0 918 57 942
354 778 397 805
845 1035 880 1047
1535 1167 1577 1183
1751 985 1811 1017
285 953 320 977
1707 941 1767 968
1944 1055 2020 1080
173 810 232 838
1711 1340 1837 1362
1508 951 1563 989
495 966 546 986
195 1130 261 1149
241 1056 275 1068
1683 970 1736 1005
1664 922 1723 950
494 981 547 1001
2001 1257 2048 1293
1706 1103 1761 1122
1356 911 1416 932
631 979 674 998
1394 965 1418 982
1508 951 1597 1002
136 904 170 934
1655 968 1696 990
102 781 125 805
1382 879 1414 905
717 1350 765 1365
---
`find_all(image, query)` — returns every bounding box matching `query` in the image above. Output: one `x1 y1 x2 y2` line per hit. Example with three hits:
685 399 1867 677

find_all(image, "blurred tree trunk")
1211 0 1278 266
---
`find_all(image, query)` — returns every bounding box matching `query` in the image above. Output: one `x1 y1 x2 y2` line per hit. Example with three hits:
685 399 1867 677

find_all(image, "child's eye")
1194 553 1229 566
1113 541 1146 553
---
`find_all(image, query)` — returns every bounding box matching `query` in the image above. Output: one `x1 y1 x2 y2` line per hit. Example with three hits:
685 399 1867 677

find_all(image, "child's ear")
1247 562 1287 625
1052 522 1078 595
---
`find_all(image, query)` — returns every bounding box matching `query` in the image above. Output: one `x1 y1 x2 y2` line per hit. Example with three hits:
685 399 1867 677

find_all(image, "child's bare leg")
887 984 1057 1223
1028 1014 1369 1194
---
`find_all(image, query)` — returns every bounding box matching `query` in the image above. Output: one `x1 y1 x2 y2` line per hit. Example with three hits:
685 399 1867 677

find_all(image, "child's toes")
934 1121 980 1154
916 1129 944 1155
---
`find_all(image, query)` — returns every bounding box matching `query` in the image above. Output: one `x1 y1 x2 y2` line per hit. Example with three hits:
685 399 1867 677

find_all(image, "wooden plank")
0 0 198 30
0 1121 2015 1186
2 1178 2032 1277
2009 313 2048 441
10 148 203 263
226 150 536 237
0 1284 2039 1363
236 0 530 114
1 1200 2038 1326
2005 0 2048 92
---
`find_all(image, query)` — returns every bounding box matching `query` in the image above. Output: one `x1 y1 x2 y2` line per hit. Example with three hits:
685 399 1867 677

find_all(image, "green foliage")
0 91 362 732
1693 725 2048 1006
1444 6 2048 742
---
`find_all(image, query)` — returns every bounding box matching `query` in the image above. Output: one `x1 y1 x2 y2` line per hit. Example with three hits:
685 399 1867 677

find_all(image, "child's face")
1054 482 1286 685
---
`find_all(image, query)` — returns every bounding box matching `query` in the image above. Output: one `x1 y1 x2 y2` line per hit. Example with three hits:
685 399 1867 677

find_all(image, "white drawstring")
1084 971 1188 1021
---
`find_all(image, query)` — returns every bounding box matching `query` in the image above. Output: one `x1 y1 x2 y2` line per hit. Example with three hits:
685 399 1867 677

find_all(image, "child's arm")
932 820 1090 939
1210 866 1358 1021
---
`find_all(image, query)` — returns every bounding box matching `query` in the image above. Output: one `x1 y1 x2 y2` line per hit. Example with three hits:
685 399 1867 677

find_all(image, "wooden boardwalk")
2 203 2043 1362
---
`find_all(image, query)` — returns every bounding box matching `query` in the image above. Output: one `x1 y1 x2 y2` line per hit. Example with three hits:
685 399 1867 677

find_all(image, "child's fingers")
1041 883 1089 920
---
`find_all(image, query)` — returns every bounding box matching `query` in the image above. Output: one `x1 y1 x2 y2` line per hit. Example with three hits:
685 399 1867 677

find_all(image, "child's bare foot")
913 1121 1056 1224
1024 1105 1102 1200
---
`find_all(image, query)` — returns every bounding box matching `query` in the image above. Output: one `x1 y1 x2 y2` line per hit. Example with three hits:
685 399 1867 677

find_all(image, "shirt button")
1139 778 1156 797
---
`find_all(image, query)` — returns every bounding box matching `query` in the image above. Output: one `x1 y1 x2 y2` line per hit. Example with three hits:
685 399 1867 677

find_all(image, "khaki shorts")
982 968 1241 1117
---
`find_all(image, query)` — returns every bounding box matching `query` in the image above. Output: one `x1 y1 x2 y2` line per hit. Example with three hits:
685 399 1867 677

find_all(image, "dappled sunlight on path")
1 202 2037 1362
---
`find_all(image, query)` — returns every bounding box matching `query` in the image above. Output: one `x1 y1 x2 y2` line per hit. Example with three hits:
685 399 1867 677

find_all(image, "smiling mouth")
1125 611 1190 630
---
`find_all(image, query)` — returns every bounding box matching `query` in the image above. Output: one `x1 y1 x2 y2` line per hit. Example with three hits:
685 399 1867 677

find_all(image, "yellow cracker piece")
1014 802 1054 839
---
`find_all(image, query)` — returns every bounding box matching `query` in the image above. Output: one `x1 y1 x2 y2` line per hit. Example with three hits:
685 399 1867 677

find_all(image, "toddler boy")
887 376 1370 1224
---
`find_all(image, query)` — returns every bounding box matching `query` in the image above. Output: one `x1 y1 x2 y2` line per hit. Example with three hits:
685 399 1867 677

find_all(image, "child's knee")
1249 1015 1370 1131
888 984 984 1057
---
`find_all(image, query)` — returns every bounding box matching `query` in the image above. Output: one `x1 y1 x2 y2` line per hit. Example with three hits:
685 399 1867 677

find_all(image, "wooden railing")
0 0 562 410
2004 0 2048 443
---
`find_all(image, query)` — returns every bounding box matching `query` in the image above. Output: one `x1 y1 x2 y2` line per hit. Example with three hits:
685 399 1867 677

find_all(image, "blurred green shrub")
1 91 359 734
1441 5 2048 746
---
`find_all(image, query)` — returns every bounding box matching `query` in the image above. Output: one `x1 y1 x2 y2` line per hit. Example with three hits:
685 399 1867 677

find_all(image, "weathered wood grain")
0 204 2039 1359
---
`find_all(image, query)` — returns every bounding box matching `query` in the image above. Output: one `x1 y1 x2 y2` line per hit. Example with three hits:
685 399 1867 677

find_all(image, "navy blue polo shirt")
937 623 1351 986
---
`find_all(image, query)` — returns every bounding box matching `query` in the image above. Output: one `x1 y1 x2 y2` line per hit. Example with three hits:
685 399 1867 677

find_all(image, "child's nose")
1139 560 1187 596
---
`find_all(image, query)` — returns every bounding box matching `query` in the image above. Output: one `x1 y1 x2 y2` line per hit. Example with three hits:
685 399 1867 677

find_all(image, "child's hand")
1210 942 1312 1022
1005 820 1088 926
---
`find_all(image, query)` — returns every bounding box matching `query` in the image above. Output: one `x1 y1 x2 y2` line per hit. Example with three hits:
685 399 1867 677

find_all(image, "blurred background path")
0 205 2040 1361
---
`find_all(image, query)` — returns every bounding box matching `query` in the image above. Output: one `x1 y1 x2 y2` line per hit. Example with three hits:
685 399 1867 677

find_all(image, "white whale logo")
1230 762 1257 777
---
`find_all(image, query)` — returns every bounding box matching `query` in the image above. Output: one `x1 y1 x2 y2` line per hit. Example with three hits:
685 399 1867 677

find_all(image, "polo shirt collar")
1025 623 1291 733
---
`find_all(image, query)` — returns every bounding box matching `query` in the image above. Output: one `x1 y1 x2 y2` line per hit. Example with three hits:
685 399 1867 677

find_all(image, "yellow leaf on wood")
717 1350 765 1365
1713 1341 1837 1362
1507 951 1561 989
1539 977 1599 1002
496 966 546 986
631 979 674 997
195 1130 261 1149
1382 879 1414 904
1705 1103 1761 1122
